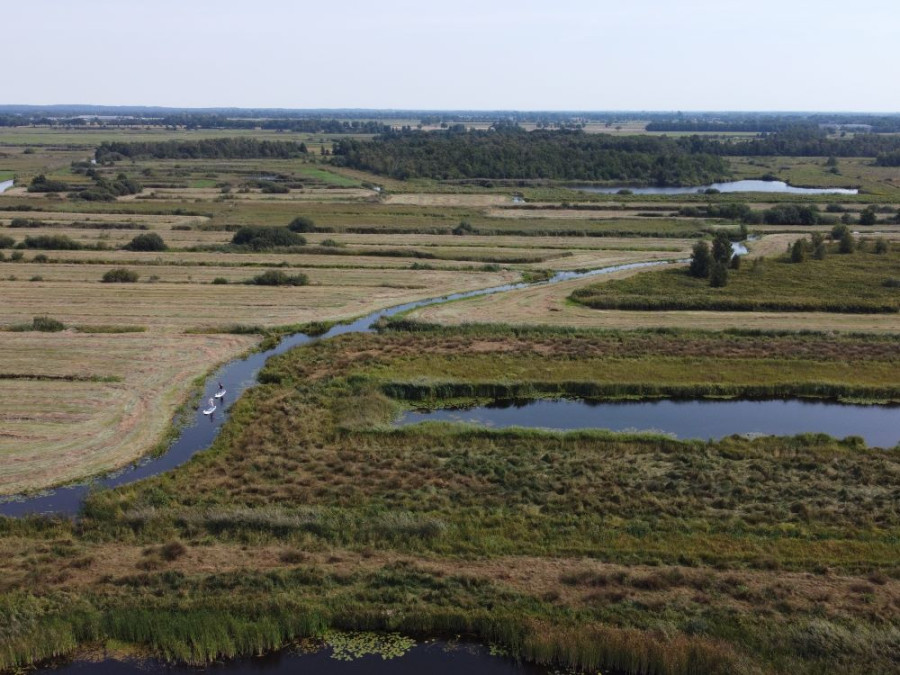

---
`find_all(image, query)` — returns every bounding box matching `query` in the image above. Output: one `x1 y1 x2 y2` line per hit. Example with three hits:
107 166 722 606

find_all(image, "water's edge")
0 258 679 516
572 179 858 195
395 397 900 447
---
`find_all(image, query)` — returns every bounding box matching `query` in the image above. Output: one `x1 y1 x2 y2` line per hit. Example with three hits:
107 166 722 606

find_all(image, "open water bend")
397 398 900 448
0 179 14 194
0 259 677 517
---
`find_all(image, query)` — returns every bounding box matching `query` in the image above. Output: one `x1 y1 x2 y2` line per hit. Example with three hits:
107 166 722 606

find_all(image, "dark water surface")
574 179 858 195
42 642 552 675
397 398 900 447
0 260 675 517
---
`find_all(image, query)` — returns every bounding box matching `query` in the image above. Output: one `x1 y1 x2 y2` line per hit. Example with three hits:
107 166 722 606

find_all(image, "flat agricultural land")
1 124 900 675
0 330 257 494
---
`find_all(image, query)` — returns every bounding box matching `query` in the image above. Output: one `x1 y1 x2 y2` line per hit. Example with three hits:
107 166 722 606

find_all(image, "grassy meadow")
571 242 900 313
0 123 899 674
1 326 897 674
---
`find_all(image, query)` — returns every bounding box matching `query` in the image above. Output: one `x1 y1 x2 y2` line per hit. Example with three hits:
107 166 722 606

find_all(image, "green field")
571 243 900 313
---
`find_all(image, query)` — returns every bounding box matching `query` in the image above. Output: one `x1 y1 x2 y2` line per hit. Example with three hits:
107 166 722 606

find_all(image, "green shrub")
709 261 728 287
790 239 807 263
249 270 309 286
21 235 82 250
124 232 166 252
212 277 229 285
27 174 68 193
0 235 14 249
231 226 305 250
102 268 139 283
287 217 316 233
838 231 855 254
32 253 48 263
10 251 24 262
31 316 65 331
874 238 889 254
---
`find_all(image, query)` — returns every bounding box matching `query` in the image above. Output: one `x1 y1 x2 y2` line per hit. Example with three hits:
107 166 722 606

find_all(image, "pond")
572 180 858 195
36 640 559 675
396 398 900 448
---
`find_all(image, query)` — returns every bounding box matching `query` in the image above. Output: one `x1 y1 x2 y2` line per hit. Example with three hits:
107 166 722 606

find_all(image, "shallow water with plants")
49 639 555 675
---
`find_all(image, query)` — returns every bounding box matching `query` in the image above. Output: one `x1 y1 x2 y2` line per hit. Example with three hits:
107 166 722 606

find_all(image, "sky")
4 0 898 112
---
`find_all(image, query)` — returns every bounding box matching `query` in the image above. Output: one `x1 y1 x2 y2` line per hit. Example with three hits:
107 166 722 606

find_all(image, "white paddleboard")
203 405 216 415
215 390 226 398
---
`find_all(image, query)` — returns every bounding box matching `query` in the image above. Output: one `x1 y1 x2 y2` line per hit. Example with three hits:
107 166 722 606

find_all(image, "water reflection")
397 398 899 447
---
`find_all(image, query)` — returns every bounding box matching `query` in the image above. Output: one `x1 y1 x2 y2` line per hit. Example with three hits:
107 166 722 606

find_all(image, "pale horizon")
4 0 899 112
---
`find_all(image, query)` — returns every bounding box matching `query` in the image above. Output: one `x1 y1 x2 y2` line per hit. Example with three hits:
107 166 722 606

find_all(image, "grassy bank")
571 244 900 313
0 326 892 673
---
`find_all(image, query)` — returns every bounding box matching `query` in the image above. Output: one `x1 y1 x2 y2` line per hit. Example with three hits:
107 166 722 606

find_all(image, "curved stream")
0 259 677 517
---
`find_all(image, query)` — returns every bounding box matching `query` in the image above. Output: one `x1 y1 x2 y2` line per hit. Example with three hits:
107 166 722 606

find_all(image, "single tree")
711 231 733 265
709 261 729 287
838 230 856 254
790 238 807 263
689 240 711 278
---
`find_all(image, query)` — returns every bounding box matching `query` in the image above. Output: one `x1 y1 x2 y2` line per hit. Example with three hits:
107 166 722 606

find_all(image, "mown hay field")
0 330 257 494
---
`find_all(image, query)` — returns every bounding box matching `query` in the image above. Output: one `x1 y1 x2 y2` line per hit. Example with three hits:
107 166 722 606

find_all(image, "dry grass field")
0 330 257 494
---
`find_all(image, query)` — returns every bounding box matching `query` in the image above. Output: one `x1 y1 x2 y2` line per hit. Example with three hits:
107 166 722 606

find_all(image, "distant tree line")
99 115 392 134
332 128 730 184
680 126 900 157
331 126 900 183
875 151 900 167
646 120 819 133
95 138 309 161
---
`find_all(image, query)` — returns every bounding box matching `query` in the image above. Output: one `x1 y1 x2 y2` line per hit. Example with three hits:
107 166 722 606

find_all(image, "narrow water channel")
44 641 556 675
0 178 14 194
396 398 900 447
0 259 677 517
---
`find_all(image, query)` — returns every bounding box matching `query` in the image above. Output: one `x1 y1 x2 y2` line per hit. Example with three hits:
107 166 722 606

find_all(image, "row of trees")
95 138 309 161
680 202 900 227
332 129 730 183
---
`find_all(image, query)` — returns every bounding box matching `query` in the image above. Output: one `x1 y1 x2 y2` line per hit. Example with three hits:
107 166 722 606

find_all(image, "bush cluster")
102 268 139 283
231 226 306 250
249 270 309 286
123 233 166 252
